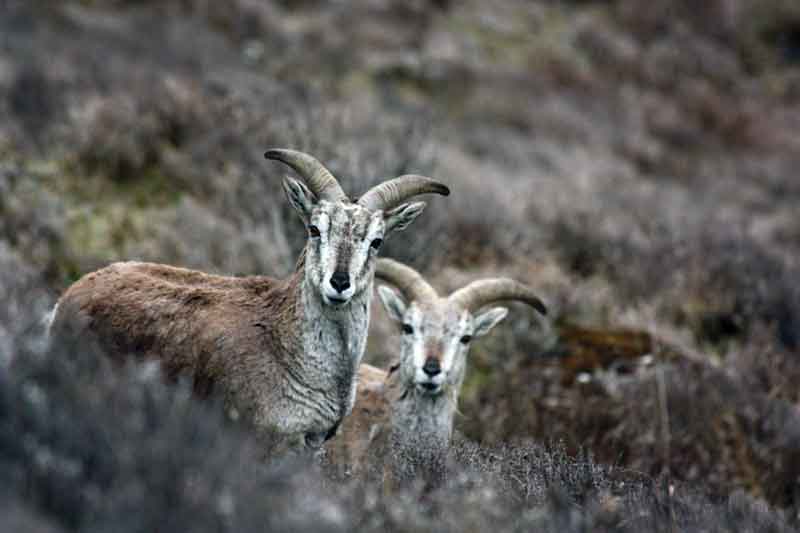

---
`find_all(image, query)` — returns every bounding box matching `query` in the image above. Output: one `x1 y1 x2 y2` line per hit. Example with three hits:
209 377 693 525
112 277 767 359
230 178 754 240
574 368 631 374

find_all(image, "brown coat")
49 258 362 453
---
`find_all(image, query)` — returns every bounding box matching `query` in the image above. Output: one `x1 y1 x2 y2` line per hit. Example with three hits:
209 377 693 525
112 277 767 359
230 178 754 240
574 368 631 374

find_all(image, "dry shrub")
0 243 53 367
68 0 278 42
543 210 800 350
3 319 795 532
72 76 210 182
5 66 61 146
2 315 337 532
3 0 800 528
0 164 72 286
459 336 800 516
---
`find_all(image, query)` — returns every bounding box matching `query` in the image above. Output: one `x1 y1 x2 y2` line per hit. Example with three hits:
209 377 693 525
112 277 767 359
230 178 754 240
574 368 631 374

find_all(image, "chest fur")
391 395 453 451
272 286 371 430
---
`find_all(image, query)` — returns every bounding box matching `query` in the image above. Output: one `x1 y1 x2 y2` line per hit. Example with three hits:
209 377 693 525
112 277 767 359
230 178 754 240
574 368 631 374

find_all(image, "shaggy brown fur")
325 363 400 477
49 259 322 454
52 261 298 390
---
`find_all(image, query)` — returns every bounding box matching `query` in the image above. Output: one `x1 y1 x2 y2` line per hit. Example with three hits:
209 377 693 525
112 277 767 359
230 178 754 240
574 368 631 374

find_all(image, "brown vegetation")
2 0 800 529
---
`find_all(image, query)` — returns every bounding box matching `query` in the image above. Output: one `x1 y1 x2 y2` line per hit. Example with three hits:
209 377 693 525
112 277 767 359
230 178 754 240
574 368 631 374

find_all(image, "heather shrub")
2 0 800 529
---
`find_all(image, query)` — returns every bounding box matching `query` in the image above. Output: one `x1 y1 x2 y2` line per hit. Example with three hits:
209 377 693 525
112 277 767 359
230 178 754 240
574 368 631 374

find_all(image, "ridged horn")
264 149 347 202
358 175 449 211
376 258 439 304
449 279 547 315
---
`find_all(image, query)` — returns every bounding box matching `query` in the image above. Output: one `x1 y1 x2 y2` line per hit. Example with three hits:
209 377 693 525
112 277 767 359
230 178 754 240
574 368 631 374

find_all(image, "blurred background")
2 0 800 530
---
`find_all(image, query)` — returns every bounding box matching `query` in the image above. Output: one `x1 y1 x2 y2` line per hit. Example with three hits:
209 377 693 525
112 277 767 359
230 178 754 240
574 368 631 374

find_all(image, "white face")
378 287 508 396
307 201 384 305
283 178 427 307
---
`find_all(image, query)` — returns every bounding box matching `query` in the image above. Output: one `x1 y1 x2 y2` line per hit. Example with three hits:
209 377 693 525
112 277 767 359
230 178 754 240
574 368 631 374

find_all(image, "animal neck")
389 378 456 450
288 269 373 419
299 277 372 345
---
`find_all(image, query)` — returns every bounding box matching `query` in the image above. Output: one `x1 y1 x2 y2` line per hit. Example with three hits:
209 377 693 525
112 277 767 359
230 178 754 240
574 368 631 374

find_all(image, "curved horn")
358 175 449 211
376 258 439 304
449 279 547 316
264 149 347 202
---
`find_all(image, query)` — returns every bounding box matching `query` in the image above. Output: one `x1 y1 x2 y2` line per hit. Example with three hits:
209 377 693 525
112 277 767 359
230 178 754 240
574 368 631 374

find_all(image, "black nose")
330 271 351 293
422 358 441 377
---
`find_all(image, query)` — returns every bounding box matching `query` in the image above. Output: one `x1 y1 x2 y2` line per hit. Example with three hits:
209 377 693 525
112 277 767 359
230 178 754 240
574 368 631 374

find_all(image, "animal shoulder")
353 364 390 415
116 262 279 289
73 261 288 300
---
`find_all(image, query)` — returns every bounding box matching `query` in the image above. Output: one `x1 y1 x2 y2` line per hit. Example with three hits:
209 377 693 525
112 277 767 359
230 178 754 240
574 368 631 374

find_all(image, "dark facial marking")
323 419 341 441
335 244 352 274
334 216 354 273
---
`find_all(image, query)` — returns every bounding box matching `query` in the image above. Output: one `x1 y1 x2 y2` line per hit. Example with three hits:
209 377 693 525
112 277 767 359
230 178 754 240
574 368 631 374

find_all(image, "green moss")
64 200 162 261
38 160 182 266
462 364 493 403
460 343 497 402
51 161 182 208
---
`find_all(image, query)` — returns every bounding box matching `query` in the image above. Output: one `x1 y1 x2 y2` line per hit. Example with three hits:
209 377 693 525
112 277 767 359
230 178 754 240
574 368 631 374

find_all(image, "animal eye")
460 335 472 344
308 225 321 238
401 324 413 335
370 238 383 250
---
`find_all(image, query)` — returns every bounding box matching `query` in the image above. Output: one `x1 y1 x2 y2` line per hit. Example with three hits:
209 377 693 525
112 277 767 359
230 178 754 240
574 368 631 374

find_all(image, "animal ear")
377 285 407 323
282 177 316 222
383 201 426 235
473 307 508 338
